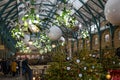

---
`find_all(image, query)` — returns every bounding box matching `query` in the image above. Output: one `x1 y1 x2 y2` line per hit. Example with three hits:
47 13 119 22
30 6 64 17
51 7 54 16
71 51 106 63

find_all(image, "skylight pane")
68 0 88 15
91 24 97 32
83 0 88 3
71 9 75 15
72 0 82 10
48 0 57 4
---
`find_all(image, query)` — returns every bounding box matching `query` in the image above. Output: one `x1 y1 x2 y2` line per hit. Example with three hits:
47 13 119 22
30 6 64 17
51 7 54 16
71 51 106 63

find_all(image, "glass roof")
17 0 88 20
0 0 107 52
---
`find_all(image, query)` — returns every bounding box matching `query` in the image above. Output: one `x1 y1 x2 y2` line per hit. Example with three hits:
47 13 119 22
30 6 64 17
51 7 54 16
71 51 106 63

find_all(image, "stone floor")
0 72 26 80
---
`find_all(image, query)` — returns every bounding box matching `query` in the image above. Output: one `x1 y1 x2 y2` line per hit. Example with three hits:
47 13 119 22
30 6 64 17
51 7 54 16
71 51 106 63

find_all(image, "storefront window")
105 34 109 42
87 40 89 44
95 37 98 45
81 43 83 48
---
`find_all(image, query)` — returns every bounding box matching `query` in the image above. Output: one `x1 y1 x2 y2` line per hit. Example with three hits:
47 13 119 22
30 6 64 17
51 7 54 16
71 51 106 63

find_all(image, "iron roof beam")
90 0 104 9
79 0 100 30
0 1 16 10
2 6 17 15
44 0 74 26
3 3 19 21
73 14 87 26
79 0 102 55
81 7 103 25
88 5 105 18
42 1 60 27
3 10 17 20
44 9 57 27
6 9 23 26
35 3 55 7
74 8 89 28
85 3 105 18
0 0 15 18
78 10 94 22
98 0 104 9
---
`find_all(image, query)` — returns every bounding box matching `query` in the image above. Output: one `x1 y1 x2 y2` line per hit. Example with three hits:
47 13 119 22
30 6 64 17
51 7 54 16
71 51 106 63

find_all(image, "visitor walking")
11 59 18 76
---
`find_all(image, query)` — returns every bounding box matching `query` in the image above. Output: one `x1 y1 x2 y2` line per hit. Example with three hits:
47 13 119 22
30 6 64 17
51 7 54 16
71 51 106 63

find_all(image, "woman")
11 60 17 76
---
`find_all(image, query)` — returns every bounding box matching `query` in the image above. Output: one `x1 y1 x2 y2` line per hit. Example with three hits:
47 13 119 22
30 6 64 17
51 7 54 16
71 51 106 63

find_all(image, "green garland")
10 7 52 53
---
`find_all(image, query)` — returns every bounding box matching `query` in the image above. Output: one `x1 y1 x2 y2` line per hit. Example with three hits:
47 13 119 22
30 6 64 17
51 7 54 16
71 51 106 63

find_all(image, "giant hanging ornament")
104 0 120 25
47 26 62 41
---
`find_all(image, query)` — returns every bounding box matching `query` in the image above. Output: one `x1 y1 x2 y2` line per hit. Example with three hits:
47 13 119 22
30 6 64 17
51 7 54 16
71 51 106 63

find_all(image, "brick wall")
114 27 120 48
92 34 99 50
78 39 83 50
67 40 72 53
101 29 111 49
73 41 77 52
100 20 109 27
84 38 90 50
63 27 120 52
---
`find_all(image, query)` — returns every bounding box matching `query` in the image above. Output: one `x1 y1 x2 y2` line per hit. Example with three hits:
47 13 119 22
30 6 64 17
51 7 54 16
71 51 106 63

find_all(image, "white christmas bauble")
47 26 62 41
66 57 70 60
84 67 87 70
104 0 120 25
59 36 65 42
76 59 80 63
66 66 71 70
79 73 82 77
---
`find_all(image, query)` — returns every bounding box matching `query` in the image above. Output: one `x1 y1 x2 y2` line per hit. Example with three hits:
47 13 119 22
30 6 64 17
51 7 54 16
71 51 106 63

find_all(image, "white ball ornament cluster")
104 0 120 25
47 26 62 41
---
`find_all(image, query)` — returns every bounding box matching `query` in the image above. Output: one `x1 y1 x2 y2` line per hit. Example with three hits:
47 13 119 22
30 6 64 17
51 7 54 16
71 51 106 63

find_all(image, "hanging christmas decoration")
76 59 80 63
106 73 111 80
46 26 62 41
104 0 120 25
79 73 82 78
28 24 40 33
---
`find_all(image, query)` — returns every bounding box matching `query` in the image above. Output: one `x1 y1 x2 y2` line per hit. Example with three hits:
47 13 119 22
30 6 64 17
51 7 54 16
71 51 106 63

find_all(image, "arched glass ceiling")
0 0 19 52
0 0 18 23
0 0 107 28
0 0 108 52
17 0 88 26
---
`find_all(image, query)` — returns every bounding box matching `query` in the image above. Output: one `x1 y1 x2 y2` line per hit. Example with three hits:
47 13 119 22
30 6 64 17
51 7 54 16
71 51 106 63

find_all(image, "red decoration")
108 70 120 80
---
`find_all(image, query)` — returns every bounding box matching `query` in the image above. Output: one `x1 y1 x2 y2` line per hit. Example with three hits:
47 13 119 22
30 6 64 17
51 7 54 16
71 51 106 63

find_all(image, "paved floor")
0 72 26 80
